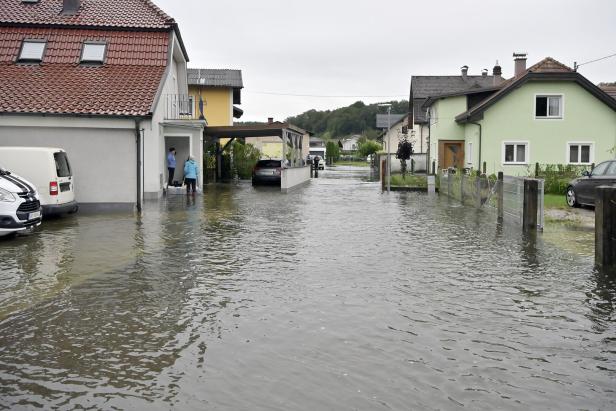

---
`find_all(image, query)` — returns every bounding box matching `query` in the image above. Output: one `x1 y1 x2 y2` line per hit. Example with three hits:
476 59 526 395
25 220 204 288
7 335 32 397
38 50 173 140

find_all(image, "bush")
534 163 591 195
230 141 261 179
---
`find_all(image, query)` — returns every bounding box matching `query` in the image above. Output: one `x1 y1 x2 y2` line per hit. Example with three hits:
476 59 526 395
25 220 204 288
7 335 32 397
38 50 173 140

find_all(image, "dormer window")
81 42 107 64
19 39 46 62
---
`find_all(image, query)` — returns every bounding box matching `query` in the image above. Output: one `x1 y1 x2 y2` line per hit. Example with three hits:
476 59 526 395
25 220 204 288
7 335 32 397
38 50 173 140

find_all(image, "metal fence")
438 171 545 230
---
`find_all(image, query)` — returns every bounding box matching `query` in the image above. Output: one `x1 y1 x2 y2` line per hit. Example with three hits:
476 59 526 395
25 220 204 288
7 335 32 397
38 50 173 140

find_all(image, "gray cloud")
156 0 616 121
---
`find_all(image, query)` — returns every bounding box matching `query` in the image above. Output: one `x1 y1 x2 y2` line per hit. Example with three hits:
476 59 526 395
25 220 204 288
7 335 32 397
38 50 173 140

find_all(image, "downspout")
469 121 482 173
135 119 143 213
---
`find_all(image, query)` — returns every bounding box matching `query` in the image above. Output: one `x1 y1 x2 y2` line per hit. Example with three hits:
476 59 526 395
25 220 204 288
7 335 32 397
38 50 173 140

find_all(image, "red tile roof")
0 0 174 29
0 27 169 116
0 64 166 115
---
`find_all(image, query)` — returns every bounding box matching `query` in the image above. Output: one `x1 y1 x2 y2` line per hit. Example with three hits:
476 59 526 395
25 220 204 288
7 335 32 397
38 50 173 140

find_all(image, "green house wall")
470 81 616 176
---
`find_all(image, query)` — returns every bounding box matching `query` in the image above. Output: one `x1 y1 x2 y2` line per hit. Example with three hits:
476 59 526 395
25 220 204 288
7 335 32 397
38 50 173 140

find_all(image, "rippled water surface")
1 167 615 410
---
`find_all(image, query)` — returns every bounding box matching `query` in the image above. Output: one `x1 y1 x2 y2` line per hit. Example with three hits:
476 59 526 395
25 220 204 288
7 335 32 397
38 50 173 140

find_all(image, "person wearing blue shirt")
184 155 199 195
167 147 176 186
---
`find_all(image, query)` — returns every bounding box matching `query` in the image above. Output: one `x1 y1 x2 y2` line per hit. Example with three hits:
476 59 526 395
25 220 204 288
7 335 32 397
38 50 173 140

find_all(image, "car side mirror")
582 170 591 177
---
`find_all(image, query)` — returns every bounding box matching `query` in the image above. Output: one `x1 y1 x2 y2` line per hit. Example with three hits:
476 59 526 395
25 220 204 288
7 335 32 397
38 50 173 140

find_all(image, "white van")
0 147 78 216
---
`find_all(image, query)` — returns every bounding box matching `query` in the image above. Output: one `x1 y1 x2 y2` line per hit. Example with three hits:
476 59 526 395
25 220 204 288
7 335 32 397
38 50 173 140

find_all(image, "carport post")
595 186 616 272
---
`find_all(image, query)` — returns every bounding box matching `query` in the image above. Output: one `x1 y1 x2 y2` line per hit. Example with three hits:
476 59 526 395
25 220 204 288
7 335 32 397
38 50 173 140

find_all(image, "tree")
326 141 340 164
396 132 414 177
358 140 382 158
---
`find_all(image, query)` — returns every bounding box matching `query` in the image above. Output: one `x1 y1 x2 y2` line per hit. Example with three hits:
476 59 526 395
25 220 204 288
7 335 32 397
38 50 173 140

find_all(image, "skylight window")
81 42 107 63
19 40 46 62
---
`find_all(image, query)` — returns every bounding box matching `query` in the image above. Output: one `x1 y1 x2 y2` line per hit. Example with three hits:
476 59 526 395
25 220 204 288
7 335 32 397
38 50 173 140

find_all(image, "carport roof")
205 122 310 138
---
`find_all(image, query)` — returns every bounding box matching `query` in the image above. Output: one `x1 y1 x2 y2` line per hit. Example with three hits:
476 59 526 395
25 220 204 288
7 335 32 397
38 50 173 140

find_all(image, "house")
0 0 204 211
244 118 310 160
600 83 616 101
423 54 616 175
339 135 361 153
409 65 504 172
186 68 244 125
379 114 427 173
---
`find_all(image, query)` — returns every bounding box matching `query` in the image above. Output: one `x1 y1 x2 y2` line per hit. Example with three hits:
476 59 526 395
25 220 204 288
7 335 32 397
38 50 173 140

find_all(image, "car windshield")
256 160 281 168
54 152 72 177
592 162 610 176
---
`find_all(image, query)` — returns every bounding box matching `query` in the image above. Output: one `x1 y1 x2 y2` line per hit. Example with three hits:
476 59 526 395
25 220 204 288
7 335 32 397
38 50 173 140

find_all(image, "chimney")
481 69 488 77
461 65 469 80
492 61 502 85
513 52 528 77
267 117 274 124
62 0 80 15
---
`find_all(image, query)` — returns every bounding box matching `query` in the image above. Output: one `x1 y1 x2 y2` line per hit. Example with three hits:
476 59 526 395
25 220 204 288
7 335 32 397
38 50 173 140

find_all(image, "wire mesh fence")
438 171 544 230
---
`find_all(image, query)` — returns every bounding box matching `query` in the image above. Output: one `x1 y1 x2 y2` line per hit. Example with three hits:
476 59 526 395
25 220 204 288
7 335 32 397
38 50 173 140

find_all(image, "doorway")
165 136 191 186
438 140 465 170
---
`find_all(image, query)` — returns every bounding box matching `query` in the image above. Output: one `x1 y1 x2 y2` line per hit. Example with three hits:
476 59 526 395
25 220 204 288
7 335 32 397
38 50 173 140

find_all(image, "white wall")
0 116 136 206
281 166 310 192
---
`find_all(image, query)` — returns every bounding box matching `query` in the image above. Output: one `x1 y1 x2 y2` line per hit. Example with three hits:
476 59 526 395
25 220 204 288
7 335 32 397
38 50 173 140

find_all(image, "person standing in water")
183 155 199 195
167 147 176 186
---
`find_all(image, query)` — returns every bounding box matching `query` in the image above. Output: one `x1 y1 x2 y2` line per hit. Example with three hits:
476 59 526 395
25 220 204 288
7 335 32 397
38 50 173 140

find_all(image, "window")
187 96 195 117
467 142 473 164
81 42 106 63
536 95 562 118
429 106 437 125
568 143 593 164
606 162 616 176
54 152 72 177
19 39 46 62
503 142 528 164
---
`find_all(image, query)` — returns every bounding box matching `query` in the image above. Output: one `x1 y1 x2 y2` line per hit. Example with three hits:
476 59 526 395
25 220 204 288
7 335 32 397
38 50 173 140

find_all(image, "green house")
423 56 616 176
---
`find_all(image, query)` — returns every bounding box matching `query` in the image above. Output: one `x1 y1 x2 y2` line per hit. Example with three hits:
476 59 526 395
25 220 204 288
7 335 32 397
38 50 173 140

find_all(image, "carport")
204 122 311 191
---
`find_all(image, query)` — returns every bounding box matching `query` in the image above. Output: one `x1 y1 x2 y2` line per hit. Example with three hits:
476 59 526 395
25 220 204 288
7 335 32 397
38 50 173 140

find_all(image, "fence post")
381 160 386 191
482 162 487 175
523 179 538 232
475 170 482 208
447 170 452 196
535 162 540 177
432 160 436 175
595 186 616 272
460 173 466 203
411 159 415 174
497 172 504 223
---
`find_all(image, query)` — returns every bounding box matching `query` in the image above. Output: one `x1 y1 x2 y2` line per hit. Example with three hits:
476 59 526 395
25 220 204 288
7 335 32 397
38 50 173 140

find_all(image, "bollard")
497 172 504 222
595 186 616 272
523 179 538 232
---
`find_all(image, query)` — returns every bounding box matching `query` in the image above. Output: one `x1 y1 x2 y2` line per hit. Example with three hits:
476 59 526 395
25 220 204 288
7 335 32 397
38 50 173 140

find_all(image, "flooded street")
1 167 614 410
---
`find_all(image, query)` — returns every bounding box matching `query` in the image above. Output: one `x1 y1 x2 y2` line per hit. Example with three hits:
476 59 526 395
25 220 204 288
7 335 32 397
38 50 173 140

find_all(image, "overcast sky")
155 0 616 122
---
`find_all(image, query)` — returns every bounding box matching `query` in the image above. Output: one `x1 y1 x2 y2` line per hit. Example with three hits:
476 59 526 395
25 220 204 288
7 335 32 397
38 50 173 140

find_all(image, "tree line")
285 100 409 140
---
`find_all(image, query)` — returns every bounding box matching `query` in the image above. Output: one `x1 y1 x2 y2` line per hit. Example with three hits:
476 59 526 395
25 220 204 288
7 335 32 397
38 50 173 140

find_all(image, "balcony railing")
164 94 198 121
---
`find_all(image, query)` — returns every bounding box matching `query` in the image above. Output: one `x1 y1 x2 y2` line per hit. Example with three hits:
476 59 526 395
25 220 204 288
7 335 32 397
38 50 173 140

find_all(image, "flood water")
1 166 614 410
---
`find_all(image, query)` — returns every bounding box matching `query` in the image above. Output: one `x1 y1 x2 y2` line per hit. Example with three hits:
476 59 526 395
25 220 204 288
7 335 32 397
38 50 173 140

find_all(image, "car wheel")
566 186 579 208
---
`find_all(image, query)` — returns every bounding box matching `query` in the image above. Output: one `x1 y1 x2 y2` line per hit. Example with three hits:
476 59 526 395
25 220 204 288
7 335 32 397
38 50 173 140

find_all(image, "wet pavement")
0 166 614 410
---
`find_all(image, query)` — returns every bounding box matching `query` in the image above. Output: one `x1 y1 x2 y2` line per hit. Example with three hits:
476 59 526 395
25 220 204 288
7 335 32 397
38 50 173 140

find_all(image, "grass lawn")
390 174 427 188
544 193 568 209
332 161 370 167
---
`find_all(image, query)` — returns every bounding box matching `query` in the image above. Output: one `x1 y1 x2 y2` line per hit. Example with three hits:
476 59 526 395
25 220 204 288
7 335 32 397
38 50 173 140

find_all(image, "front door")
439 141 465 170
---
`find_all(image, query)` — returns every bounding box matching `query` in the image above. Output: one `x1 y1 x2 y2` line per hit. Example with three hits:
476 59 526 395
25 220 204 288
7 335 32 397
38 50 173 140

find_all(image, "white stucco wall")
281 166 310 192
0 115 136 208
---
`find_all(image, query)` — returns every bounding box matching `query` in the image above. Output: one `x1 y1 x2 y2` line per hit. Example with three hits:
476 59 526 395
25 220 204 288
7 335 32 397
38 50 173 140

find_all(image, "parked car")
252 159 285 185
0 147 78 216
566 160 616 207
0 166 42 237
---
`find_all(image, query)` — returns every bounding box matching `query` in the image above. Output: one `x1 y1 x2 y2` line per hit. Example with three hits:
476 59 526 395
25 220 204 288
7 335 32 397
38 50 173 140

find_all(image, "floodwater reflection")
0 166 614 410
